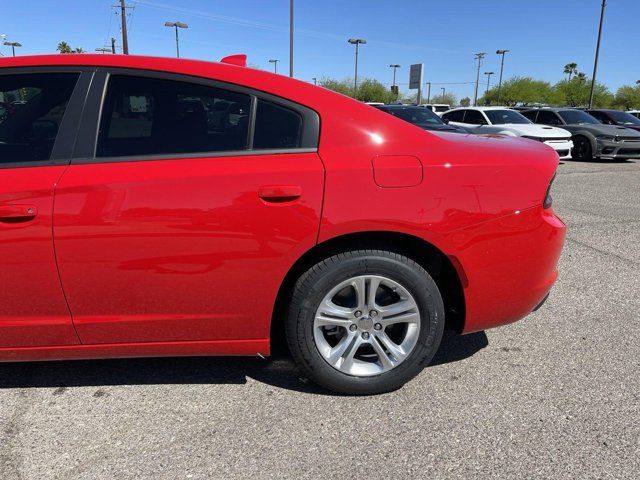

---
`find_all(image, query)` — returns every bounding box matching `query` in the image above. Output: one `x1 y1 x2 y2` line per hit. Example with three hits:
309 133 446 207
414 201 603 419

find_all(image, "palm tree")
57 41 72 54
576 72 587 82
563 63 578 81
57 41 84 54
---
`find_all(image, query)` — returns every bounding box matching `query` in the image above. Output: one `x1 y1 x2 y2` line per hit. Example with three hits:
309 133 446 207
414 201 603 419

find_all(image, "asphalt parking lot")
1 159 639 480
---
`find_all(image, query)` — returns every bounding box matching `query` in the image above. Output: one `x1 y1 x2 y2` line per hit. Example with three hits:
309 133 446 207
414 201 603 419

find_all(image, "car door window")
464 110 487 125
97 75 251 158
537 110 562 126
253 99 302 149
442 109 465 122
588 111 612 124
0 73 79 164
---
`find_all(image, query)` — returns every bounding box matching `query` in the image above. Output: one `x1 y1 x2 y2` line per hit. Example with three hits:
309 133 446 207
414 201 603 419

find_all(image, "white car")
442 106 574 159
421 104 451 116
628 110 640 120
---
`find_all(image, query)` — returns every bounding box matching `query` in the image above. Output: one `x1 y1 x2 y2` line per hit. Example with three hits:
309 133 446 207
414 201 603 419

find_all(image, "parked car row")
371 101 640 161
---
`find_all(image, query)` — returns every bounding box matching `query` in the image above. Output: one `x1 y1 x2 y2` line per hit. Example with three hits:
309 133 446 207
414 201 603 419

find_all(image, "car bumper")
596 139 640 159
444 206 566 334
543 139 573 159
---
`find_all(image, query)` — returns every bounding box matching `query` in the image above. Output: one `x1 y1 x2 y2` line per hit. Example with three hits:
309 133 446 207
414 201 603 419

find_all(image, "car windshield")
484 109 530 125
604 110 640 126
386 107 443 125
557 110 600 125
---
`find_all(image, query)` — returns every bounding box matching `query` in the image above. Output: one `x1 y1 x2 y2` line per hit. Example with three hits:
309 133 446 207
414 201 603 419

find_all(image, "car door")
442 109 467 128
537 110 564 126
0 69 89 348
53 70 324 345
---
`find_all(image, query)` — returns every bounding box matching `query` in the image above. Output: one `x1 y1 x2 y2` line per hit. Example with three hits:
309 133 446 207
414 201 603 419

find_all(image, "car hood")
496 123 571 138
562 123 640 137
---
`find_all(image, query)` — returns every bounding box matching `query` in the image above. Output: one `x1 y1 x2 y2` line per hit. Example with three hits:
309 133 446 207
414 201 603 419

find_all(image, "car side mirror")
443 118 450 124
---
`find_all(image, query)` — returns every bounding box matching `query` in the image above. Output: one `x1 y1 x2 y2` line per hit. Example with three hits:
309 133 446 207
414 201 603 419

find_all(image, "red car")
0 54 565 394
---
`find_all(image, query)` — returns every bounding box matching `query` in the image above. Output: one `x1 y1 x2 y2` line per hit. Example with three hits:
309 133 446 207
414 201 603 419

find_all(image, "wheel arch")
270 231 467 353
573 131 598 151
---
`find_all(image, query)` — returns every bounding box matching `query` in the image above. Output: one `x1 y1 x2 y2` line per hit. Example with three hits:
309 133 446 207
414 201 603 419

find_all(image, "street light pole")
484 71 494 100
426 82 431 104
269 59 279 73
473 52 486 106
348 38 366 97
496 49 509 105
390 64 401 100
164 21 188 58
589 0 606 109
312 77 317 85
441 87 446 103
289 0 294 77
3 41 21 57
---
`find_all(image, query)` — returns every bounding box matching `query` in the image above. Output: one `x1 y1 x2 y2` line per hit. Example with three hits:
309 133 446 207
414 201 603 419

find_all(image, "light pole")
289 0 294 77
484 71 494 102
269 59 279 73
496 49 509 105
426 82 431 104
473 52 486 106
389 64 401 100
164 21 188 58
589 0 606 109
441 87 446 103
3 41 21 57
312 77 317 85
348 38 366 97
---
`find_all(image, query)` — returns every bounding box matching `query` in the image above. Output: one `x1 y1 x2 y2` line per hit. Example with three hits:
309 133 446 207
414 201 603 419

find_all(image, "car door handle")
258 186 302 203
0 204 38 222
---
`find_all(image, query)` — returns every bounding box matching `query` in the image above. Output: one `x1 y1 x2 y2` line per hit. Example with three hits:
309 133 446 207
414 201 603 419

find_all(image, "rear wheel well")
270 231 466 354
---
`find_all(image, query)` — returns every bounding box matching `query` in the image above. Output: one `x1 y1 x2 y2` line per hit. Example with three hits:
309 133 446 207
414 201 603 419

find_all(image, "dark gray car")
522 108 640 160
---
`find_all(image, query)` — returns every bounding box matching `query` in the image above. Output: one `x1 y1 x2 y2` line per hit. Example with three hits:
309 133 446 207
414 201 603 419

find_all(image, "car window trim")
0 66 94 170
72 67 320 165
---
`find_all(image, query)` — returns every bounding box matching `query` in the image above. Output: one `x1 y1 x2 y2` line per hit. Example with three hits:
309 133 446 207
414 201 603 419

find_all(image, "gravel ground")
1 159 638 480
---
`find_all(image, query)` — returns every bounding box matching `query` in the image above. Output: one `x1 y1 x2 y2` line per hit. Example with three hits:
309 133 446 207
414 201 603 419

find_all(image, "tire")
572 136 593 161
285 249 445 395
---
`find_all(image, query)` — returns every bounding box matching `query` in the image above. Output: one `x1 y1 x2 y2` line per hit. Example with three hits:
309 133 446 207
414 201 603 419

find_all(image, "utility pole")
426 82 431 104
496 49 509 105
348 38 366 96
484 71 494 98
589 0 606 109
289 0 294 77
473 52 486 106
120 0 129 54
269 59 279 73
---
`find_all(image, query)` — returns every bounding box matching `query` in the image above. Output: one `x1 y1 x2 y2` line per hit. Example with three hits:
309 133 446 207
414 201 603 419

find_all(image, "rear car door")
0 69 89 347
53 70 324 345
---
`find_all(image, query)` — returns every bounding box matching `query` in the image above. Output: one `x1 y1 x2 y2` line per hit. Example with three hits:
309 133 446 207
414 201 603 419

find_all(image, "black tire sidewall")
286 251 445 395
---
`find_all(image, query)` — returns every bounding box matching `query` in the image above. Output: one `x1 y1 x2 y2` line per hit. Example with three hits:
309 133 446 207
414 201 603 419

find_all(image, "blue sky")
2 0 638 100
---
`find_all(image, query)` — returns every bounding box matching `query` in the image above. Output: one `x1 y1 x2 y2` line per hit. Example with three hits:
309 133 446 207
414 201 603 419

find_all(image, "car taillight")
543 173 556 209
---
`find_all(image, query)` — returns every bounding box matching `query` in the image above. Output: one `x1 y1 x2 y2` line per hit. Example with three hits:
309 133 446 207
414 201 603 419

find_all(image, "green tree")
460 97 471 107
354 78 397 103
319 77 397 103
613 84 640 110
57 41 84 54
563 62 578 81
554 77 613 107
480 77 554 106
318 77 353 97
